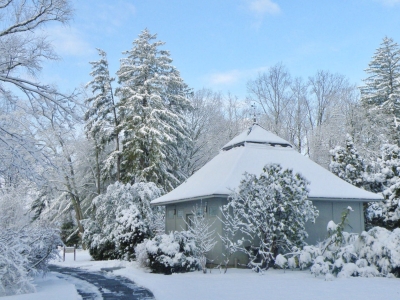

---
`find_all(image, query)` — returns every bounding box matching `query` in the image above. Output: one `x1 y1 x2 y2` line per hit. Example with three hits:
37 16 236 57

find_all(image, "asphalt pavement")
49 265 155 300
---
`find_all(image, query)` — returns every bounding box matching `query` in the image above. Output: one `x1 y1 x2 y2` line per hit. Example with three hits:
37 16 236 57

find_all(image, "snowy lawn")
47 249 400 300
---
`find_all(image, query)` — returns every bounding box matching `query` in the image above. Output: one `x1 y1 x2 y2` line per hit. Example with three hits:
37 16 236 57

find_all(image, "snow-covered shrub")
82 182 161 260
222 164 318 272
298 245 321 270
285 209 400 278
144 231 200 275
135 239 149 268
355 227 400 277
310 256 331 277
274 254 288 269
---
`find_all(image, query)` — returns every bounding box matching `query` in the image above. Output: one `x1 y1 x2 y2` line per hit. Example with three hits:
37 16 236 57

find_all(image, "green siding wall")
165 198 366 266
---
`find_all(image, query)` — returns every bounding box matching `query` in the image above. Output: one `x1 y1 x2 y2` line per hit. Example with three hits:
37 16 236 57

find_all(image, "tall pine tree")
85 49 121 190
116 29 191 192
360 37 400 143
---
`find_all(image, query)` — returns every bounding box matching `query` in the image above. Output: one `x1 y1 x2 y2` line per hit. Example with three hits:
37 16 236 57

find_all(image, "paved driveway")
49 265 155 300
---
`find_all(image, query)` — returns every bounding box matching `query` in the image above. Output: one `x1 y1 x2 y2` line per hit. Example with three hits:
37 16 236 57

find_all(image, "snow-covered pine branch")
360 36 400 144
85 48 121 187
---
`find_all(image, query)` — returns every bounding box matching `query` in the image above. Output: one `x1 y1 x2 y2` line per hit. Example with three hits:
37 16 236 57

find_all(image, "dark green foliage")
88 241 118 261
329 134 364 188
60 221 80 247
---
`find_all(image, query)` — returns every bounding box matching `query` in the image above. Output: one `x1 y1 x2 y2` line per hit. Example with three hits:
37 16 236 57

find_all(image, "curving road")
49 265 155 300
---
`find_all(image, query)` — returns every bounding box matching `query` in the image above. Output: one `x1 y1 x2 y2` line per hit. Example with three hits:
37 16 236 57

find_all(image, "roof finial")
251 103 257 124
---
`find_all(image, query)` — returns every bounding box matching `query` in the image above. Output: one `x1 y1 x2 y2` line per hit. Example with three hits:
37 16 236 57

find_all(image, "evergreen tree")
222 164 318 272
329 134 364 188
360 37 400 142
82 182 161 260
366 144 400 230
116 29 191 191
85 48 121 189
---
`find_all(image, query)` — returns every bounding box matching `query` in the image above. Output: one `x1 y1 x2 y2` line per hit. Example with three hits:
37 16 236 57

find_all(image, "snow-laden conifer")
366 144 400 230
85 48 121 184
82 182 161 260
329 134 365 188
222 164 318 272
360 37 400 142
116 29 192 191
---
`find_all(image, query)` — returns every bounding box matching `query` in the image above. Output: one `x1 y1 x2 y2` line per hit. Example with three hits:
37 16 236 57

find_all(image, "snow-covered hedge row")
136 231 200 275
82 182 162 261
276 226 400 278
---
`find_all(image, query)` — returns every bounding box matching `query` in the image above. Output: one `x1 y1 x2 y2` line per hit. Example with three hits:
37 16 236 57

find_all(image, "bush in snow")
82 182 161 261
222 164 318 272
284 208 400 278
137 231 200 275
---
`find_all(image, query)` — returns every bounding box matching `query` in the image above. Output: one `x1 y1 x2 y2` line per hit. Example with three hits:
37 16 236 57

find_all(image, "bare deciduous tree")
0 0 75 184
247 63 292 136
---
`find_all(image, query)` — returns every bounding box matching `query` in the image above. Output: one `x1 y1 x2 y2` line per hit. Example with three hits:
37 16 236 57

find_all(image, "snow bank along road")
49 265 155 299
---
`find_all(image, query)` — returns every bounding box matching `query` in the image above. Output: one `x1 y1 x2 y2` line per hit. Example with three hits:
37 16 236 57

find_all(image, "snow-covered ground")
5 249 400 300
3 272 80 300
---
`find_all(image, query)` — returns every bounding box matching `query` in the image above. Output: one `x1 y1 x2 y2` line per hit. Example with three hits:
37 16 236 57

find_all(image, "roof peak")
222 124 292 151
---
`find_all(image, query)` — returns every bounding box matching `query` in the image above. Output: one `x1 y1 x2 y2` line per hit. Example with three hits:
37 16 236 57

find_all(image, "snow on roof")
222 124 292 150
151 125 383 205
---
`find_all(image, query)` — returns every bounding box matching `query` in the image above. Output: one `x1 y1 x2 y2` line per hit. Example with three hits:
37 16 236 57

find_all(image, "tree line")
0 0 399 242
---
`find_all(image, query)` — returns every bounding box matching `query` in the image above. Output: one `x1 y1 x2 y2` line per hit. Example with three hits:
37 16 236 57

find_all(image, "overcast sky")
41 0 400 98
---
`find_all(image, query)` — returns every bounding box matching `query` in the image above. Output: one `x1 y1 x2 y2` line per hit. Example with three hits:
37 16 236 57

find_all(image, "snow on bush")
282 208 400 278
365 144 400 230
82 182 162 261
137 231 200 275
0 187 61 296
222 163 318 272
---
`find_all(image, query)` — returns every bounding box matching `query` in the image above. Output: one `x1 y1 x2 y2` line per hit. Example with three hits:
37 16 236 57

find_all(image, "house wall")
305 200 365 244
165 198 227 265
165 198 366 266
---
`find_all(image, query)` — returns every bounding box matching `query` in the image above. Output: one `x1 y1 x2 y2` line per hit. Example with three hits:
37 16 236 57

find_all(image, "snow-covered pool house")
151 124 383 265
